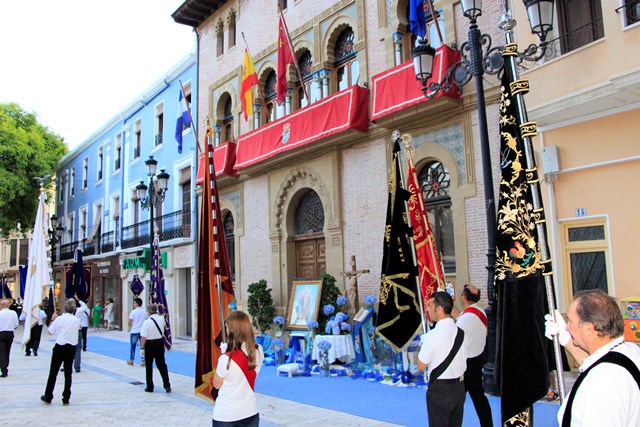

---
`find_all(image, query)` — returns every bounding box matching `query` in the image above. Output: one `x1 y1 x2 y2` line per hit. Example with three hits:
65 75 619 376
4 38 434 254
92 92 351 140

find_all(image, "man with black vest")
545 289 640 426
454 284 492 427
418 291 467 427
140 303 171 393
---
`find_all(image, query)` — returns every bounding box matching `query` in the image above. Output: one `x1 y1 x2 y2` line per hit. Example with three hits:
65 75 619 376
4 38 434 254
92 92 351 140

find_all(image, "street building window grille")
616 0 640 26
334 28 358 91
297 50 313 109
264 70 284 123
295 190 324 234
556 0 604 54
419 161 455 273
223 96 234 142
568 225 605 242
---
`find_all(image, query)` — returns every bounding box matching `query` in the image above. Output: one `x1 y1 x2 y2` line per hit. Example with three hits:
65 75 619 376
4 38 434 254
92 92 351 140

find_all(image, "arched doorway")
293 190 325 279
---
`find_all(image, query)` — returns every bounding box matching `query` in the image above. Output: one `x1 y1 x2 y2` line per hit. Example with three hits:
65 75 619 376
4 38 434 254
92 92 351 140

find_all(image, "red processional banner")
196 141 237 185
370 45 461 121
235 84 369 170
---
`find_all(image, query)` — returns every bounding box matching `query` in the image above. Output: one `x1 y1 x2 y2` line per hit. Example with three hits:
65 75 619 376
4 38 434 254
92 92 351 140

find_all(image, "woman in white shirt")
212 311 264 427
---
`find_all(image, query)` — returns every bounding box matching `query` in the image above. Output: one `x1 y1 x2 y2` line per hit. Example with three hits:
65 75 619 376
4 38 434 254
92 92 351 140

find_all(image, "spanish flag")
241 48 258 121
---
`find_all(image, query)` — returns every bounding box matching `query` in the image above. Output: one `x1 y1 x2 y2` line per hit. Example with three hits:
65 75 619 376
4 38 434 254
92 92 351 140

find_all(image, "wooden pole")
425 0 444 46
278 8 310 104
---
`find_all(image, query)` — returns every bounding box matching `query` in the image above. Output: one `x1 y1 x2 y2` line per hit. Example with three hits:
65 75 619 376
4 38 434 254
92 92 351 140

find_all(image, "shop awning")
370 45 461 121
235 84 369 170
196 141 237 185
85 206 102 244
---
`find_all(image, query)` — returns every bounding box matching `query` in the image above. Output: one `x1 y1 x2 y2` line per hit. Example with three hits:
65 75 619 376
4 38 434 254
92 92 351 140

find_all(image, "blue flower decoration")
332 326 340 335
323 304 335 316
271 338 284 350
336 296 348 306
307 320 319 330
335 312 348 323
317 340 332 351
340 322 351 332
273 316 284 325
365 294 378 305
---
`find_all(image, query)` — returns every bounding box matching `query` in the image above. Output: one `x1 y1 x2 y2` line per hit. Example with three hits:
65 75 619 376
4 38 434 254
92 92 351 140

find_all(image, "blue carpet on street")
89 336 560 426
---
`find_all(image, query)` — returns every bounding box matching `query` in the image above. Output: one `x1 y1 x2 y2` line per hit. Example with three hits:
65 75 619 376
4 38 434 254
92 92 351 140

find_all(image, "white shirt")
140 314 165 340
48 313 81 345
129 307 148 334
212 344 264 422
75 301 90 327
418 317 467 380
0 308 19 331
456 303 487 358
19 309 47 326
557 338 640 426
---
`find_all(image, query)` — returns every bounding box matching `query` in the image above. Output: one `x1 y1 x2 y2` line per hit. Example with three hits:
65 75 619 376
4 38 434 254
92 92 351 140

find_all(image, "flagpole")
241 32 268 118
278 8 310 104
425 0 444 46
392 131 427 334
501 21 566 402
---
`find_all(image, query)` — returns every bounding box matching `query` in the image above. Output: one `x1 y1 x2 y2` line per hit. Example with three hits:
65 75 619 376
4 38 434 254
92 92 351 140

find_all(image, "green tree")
247 279 276 335
0 102 67 236
318 273 342 333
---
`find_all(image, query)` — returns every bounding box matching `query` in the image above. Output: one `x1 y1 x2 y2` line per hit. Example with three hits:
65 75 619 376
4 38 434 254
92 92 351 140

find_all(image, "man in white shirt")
72 296 90 373
418 291 467 427
41 298 81 405
140 303 171 393
454 284 492 427
19 303 47 356
0 298 19 377
546 289 640 426
128 298 148 366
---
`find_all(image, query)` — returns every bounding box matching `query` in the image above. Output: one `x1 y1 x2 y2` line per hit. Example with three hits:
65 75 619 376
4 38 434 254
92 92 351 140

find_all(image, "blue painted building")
54 53 198 337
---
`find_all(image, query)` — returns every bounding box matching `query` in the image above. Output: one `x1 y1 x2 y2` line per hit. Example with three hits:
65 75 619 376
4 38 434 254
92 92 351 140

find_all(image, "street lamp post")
411 0 554 395
48 214 64 310
136 155 170 267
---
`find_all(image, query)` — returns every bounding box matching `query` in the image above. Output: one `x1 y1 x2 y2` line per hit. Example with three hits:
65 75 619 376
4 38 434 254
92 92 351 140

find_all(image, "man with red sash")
455 284 493 427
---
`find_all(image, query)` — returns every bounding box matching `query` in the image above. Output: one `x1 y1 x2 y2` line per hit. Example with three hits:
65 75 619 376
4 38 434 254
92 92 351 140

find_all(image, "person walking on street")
41 298 81 405
92 300 102 331
71 296 90 373
140 303 171 393
19 303 47 356
545 289 640 426
212 311 265 427
104 298 114 330
0 298 19 377
128 298 147 366
418 291 467 427
453 284 492 427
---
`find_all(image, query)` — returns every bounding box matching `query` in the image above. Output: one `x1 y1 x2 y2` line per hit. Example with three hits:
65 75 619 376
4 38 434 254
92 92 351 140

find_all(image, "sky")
0 1 194 149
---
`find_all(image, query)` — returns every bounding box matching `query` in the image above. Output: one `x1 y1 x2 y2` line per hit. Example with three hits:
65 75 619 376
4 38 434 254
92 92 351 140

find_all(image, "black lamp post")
48 215 64 276
411 0 554 395
136 155 170 267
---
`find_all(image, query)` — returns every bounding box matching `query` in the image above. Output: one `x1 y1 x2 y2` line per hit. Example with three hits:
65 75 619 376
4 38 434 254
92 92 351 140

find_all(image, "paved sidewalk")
0 326 398 426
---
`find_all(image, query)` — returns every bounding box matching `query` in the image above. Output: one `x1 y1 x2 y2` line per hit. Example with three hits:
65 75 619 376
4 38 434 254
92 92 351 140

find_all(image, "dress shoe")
33 350 38 356
40 395 52 404
25 352 31 356
165 387 171 393
127 360 134 366
144 388 154 393
141 361 145 367
1 373 7 378
75 369 81 373
62 399 69 405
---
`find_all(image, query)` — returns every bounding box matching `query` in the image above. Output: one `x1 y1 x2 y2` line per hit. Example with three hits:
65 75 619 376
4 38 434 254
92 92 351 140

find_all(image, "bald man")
455 285 492 427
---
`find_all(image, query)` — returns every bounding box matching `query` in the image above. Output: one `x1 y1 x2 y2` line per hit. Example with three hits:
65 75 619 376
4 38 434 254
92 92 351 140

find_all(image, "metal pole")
502 27 566 402
149 178 155 304
467 18 499 395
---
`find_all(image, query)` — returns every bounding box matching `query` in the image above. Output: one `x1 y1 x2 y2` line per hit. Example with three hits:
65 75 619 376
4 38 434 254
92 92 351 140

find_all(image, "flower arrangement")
321 296 352 335
336 295 348 310
271 337 285 366
273 316 284 337
307 320 319 335
323 304 335 316
316 339 332 374
365 294 378 307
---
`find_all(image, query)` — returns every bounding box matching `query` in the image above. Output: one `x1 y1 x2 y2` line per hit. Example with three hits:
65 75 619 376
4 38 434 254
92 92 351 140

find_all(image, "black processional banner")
376 140 423 352
495 64 550 424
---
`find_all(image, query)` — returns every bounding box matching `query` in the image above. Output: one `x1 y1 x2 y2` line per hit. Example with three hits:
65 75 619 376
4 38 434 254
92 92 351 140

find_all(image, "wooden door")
295 237 326 279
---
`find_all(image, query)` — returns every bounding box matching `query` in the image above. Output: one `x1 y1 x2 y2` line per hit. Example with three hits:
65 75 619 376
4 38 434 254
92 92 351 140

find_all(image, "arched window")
228 12 236 49
334 28 358 91
216 22 224 56
264 70 285 123
296 50 313 109
223 97 234 142
418 161 455 273
295 191 324 234
223 212 235 281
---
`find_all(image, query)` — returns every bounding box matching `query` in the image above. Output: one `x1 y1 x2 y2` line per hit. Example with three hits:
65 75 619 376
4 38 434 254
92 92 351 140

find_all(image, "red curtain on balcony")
196 141 237 185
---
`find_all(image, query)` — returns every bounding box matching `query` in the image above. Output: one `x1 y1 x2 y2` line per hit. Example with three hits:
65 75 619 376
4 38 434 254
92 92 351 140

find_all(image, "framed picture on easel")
286 280 323 330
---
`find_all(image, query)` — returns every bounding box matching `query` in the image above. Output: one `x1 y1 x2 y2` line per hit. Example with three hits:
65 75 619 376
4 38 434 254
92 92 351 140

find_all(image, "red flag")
406 156 445 312
277 15 294 106
195 126 235 402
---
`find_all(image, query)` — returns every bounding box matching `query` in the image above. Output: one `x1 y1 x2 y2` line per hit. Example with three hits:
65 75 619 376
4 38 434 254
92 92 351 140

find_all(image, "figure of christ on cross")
340 255 370 318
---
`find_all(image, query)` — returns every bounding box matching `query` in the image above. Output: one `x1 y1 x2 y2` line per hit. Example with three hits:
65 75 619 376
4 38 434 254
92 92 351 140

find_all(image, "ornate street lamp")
411 0 554 395
136 155 170 265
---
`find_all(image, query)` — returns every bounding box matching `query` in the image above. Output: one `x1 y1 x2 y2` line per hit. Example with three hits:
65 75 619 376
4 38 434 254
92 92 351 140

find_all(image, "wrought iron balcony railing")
121 209 191 249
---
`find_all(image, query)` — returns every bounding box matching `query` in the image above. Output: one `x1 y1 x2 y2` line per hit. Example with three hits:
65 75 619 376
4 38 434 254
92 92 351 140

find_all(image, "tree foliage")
318 273 342 332
0 102 67 236
247 279 276 335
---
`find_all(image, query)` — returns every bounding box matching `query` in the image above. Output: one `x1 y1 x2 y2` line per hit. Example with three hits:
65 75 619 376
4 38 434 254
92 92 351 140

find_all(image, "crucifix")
340 255 369 317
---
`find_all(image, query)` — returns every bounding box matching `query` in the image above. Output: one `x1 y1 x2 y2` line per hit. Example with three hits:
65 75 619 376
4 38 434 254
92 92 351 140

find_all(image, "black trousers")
465 355 493 427
427 379 465 427
81 326 88 351
0 331 14 374
44 344 76 400
212 413 259 427
26 325 43 355
145 339 170 390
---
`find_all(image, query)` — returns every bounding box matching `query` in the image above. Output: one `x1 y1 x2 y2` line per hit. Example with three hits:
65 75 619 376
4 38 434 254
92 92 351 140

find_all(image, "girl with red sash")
212 311 264 427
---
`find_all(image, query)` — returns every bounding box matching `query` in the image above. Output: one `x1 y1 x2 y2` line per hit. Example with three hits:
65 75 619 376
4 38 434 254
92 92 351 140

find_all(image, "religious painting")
286 280 323 330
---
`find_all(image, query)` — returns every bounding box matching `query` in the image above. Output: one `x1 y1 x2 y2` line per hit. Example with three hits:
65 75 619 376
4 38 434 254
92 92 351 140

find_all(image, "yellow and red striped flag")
241 48 258 121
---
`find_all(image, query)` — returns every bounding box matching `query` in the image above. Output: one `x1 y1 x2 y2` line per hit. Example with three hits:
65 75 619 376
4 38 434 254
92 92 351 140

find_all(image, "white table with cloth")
311 334 356 364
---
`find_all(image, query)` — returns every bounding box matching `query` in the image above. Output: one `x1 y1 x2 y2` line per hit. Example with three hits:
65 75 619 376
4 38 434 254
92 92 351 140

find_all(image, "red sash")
227 350 256 391
462 307 488 327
